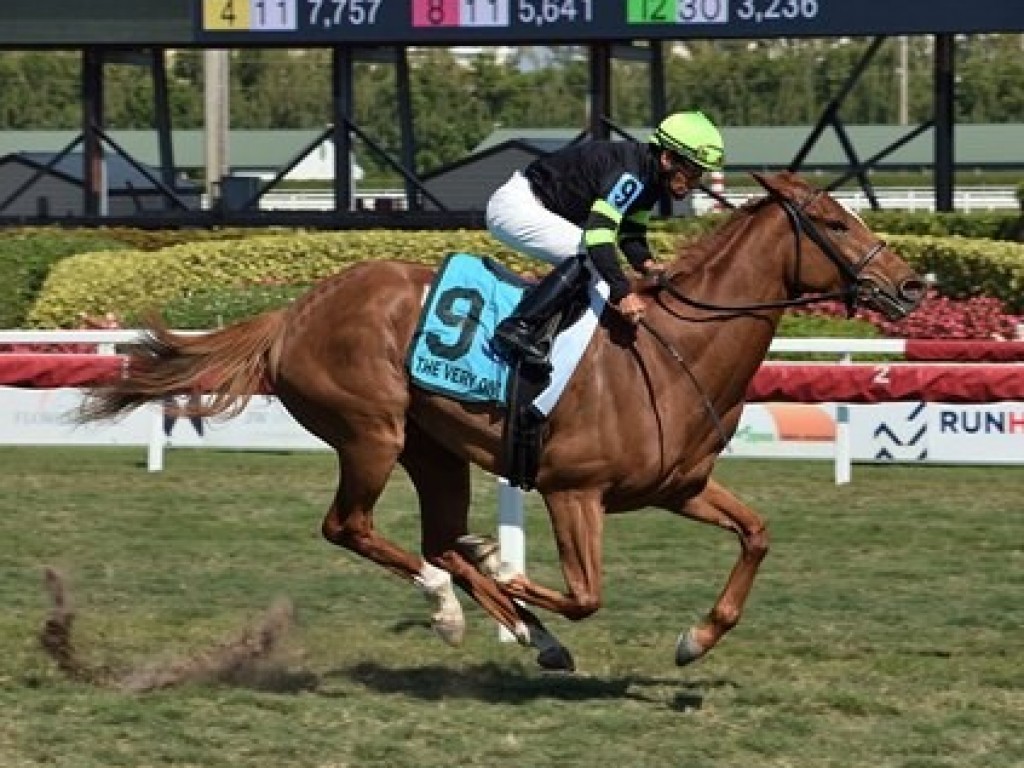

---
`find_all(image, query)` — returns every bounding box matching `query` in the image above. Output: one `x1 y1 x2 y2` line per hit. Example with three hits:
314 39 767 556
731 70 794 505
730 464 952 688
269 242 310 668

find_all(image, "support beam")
331 46 355 212
933 34 955 212
588 43 612 140
151 48 177 198
789 36 884 173
81 48 104 217
396 47 419 211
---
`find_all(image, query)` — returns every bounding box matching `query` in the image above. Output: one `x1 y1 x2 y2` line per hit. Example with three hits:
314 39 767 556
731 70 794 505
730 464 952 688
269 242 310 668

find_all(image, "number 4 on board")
202 0 252 29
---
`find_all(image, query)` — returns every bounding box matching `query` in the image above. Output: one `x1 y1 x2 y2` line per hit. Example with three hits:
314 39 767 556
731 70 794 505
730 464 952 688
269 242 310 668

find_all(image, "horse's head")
752 172 925 320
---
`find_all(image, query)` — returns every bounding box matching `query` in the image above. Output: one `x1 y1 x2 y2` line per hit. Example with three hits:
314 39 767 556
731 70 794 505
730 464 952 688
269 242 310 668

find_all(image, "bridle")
654 190 887 318
639 188 888 451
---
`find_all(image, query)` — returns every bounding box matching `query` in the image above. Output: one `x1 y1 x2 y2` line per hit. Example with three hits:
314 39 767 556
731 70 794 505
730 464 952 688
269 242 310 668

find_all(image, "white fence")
245 186 1021 214
3 330 1022 485
692 185 1020 214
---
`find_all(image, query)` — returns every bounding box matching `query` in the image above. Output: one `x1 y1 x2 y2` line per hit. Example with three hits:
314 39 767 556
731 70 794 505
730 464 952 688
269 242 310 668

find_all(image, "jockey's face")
659 150 704 200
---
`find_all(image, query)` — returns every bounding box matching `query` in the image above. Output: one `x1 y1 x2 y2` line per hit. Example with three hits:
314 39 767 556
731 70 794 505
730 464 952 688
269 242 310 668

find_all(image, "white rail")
693 185 1021 214
203 186 1024 214
0 329 915 355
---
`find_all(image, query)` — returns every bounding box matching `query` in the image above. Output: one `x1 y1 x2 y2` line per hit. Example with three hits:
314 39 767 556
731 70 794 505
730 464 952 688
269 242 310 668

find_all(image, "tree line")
0 36 1021 179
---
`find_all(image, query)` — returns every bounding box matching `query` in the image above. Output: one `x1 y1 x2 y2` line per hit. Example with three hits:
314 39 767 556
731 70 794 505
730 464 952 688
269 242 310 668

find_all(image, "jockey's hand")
616 292 646 325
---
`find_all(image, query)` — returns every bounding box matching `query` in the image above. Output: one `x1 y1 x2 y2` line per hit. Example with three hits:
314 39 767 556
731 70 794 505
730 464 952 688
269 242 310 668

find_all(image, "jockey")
486 111 725 368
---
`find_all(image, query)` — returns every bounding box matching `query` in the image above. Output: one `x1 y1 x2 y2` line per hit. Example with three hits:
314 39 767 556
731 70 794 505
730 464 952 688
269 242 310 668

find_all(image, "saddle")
406 252 593 491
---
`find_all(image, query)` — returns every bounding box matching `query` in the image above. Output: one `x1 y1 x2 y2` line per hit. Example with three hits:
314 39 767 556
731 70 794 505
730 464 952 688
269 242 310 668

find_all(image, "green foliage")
886 234 1024 313
863 210 1023 241
27 230 535 327
778 312 881 339
79 226 265 252
3 39 1024 176
0 228 129 328
160 282 311 328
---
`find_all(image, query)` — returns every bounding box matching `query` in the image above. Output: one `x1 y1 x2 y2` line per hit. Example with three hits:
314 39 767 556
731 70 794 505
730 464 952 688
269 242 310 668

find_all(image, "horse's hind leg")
400 422 574 670
672 478 770 665
320 429 458 635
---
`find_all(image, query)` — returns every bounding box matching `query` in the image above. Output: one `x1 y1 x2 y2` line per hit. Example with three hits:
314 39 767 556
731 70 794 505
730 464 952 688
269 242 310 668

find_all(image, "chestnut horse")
79 172 923 671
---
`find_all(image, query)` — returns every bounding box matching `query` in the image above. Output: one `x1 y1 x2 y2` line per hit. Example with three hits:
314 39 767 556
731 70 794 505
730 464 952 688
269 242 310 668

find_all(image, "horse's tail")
78 310 287 423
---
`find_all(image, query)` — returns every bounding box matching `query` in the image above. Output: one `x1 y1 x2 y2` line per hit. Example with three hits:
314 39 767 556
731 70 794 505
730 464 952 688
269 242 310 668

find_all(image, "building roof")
0 130 330 173
1 151 201 191
475 124 1024 169
0 124 1020 178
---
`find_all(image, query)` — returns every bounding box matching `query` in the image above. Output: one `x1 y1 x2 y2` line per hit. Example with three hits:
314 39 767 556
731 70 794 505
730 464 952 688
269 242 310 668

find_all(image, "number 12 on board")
627 0 728 24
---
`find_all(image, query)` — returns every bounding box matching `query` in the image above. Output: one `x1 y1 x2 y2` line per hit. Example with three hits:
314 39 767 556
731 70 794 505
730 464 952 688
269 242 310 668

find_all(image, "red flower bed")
792 291 1023 340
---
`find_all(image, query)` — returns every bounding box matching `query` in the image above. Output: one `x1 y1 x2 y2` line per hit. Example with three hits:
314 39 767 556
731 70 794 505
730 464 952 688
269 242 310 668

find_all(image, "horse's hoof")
456 534 501 579
674 628 705 666
537 645 575 672
432 616 466 647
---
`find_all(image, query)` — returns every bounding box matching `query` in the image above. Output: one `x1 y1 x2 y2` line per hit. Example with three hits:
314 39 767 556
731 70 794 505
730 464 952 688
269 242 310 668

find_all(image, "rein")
654 193 885 316
639 189 887 451
639 316 732 452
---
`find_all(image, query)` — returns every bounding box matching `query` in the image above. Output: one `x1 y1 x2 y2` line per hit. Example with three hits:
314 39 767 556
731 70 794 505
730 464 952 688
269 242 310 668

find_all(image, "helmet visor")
686 143 724 171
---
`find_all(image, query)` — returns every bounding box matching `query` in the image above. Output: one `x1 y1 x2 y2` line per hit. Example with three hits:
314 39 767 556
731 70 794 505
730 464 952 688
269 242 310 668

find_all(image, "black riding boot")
494 256 585 367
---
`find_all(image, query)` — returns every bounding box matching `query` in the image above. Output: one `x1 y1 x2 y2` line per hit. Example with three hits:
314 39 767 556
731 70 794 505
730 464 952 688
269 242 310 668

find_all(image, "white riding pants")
485 171 585 266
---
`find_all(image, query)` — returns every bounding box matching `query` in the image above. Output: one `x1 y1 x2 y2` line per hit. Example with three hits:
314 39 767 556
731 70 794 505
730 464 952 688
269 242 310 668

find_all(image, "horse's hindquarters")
273 261 431 449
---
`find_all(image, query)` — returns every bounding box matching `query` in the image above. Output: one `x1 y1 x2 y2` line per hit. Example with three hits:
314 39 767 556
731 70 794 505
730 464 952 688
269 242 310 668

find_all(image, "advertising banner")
2 388 1022 465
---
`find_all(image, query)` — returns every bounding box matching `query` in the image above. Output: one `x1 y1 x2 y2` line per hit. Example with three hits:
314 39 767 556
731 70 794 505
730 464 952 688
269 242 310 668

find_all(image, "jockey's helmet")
650 111 725 172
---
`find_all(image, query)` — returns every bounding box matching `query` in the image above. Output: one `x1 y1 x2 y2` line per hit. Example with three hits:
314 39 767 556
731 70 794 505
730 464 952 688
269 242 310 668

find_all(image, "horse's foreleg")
400 425 573 669
400 425 531 646
455 534 575 671
672 478 769 665
497 490 606 621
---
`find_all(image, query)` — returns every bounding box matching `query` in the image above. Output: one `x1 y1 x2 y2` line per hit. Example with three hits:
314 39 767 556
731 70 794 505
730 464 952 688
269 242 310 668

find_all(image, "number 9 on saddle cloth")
407 253 603 489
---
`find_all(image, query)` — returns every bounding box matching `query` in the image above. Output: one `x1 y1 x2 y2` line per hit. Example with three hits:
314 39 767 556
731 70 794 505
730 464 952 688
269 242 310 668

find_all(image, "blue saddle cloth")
407 253 527 404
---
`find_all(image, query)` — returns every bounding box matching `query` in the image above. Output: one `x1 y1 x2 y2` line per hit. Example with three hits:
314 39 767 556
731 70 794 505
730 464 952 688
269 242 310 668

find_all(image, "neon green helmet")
650 111 725 171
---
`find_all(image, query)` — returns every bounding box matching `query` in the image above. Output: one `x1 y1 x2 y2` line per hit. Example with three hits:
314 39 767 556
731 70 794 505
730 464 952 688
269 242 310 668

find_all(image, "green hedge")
653 206 1022 242
0 229 130 328
160 282 312 328
28 230 546 327
886 234 1024 313
24 225 1024 328
863 211 1022 241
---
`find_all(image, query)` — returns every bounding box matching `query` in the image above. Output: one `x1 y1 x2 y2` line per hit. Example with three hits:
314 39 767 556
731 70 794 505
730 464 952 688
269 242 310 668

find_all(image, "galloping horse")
79 172 923 671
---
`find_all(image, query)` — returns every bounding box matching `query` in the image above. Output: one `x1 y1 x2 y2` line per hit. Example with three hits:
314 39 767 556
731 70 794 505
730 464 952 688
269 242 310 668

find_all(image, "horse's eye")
827 220 850 233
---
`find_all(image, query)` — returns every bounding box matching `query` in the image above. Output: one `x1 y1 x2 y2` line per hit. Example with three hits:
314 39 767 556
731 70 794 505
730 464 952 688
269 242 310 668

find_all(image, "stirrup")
494 324 550 369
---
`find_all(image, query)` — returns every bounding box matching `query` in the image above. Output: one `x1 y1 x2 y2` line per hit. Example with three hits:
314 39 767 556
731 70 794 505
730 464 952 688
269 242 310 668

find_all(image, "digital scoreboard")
195 0 1024 44
0 0 1019 48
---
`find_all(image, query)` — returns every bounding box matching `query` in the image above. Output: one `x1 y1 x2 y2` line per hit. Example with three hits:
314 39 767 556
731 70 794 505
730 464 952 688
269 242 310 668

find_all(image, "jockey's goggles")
682 143 725 171
668 155 706 180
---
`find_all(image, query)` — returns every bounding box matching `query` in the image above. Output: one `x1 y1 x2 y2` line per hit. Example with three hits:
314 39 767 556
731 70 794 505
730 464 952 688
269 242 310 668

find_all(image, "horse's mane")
664 194 772 282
